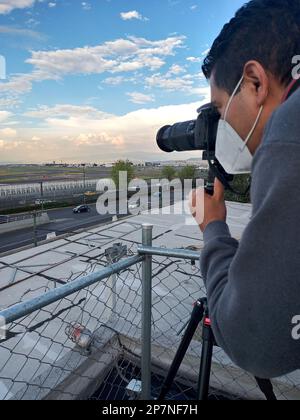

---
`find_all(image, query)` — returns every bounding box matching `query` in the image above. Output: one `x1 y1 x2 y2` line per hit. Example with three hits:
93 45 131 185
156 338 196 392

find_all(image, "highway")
0 193 178 254
0 203 125 254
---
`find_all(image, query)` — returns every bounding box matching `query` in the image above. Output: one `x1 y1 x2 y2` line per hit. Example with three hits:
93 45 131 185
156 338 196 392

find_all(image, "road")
0 194 178 254
0 203 125 254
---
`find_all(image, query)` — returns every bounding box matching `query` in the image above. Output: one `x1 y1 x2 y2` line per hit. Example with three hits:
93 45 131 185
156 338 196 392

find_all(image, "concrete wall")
0 212 50 234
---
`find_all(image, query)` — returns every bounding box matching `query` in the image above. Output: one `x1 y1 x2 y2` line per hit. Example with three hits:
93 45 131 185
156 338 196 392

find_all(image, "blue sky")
0 0 246 163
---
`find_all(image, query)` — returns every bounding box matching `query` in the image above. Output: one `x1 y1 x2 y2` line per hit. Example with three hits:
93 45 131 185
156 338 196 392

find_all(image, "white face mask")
215 76 264 175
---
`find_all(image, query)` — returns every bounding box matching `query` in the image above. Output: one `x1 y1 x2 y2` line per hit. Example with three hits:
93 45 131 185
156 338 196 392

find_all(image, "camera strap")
282 77 300 103
207 159 251 197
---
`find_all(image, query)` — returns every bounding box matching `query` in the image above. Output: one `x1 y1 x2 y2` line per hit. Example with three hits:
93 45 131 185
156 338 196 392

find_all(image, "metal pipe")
141 224 153 400
0 255 144 325
138 245 201 261
33 211 38 248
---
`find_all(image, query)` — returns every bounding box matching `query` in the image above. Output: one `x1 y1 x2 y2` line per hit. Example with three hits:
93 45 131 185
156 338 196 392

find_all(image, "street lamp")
40 181 44 212
83 164 86 204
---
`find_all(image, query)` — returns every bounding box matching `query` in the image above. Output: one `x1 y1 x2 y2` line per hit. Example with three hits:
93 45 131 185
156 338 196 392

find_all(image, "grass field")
0 165 110 184
0 165 166 185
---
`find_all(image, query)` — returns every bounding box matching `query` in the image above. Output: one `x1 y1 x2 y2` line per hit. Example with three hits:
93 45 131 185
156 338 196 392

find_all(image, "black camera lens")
156 103 220 155
157 121 198 153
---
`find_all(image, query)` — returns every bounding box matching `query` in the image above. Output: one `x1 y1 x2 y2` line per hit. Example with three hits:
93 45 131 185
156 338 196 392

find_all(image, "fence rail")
0 212 44 224
138 245 201 261
0 224 299 400
0 255 144 325
0 180 98 197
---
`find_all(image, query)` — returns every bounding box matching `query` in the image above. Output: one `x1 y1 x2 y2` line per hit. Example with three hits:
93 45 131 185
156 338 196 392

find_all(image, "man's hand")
189 178 227 232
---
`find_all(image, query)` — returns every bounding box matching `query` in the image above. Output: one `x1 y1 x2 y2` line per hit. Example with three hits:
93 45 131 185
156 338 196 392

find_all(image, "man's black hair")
202 0 300 94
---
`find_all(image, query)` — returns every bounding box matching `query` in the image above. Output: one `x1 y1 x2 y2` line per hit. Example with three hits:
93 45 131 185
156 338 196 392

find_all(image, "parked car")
73 205 91 214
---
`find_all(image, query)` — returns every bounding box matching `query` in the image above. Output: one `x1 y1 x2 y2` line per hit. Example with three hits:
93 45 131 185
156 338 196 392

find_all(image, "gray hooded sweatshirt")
200 86 300 379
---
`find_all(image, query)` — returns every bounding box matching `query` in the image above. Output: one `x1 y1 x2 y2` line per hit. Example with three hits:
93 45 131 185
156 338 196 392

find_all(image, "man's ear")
243 60 269 106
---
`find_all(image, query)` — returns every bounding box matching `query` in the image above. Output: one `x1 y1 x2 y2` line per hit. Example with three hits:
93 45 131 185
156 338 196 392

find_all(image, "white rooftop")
0 200 251 307
0 200 299 400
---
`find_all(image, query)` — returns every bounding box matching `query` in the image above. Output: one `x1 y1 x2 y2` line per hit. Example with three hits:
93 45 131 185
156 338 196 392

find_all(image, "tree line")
111 160 250 203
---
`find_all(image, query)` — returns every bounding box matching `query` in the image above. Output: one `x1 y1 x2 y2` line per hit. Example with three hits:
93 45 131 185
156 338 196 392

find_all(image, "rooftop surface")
0 201 299 400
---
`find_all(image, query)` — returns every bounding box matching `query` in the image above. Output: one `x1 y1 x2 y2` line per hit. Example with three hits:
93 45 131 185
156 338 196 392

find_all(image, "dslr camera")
156 103 234 194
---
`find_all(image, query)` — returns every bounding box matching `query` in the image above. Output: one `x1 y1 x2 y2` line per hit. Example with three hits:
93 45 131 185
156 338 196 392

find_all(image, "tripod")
158 297 277 401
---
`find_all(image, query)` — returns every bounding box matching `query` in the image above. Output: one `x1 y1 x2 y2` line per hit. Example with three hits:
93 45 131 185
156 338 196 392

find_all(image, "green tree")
177 165 197 182
224 174 251 204
111 160 135 189
185 166 251 203
161 166 177 181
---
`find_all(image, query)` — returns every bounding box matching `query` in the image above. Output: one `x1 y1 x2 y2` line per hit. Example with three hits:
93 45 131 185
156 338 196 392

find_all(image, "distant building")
145 162 161 167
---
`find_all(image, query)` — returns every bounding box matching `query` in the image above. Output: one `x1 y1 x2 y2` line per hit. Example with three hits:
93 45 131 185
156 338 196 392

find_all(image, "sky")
0 0 246 164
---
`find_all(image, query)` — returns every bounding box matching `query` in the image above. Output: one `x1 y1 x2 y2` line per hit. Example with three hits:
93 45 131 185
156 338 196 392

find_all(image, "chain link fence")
0 225 299 400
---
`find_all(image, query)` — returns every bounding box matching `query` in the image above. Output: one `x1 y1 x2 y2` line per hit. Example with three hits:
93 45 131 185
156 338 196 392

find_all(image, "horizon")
0 156 209 166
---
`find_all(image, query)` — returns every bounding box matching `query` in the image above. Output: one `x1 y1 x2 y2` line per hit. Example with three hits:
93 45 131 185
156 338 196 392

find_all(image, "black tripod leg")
158 300 205 401
197 317 214 400
255 378 277 400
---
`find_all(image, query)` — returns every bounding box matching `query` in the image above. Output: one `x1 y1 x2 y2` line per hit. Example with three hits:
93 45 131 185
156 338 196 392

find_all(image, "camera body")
156 103 234 194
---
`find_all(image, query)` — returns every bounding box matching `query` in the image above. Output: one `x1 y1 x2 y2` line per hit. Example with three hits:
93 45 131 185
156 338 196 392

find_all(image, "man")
190 0 300 378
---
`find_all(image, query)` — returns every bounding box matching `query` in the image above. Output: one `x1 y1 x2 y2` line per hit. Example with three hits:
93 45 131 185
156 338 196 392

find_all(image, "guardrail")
0 212 44 224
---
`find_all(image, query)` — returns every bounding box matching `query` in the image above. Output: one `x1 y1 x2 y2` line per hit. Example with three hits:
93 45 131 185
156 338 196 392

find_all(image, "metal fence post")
33 211 38 247
141 223 153 400
105 244 128 323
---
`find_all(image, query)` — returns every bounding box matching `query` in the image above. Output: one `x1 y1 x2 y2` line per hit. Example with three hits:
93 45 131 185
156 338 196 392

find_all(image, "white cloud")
73 132 124 148
127 92 155 104
145 73 193 92
0 70 56 95
0 35 185 97
0 110 12 122
0 94 210 163
26 17 40 27
103 76 126 86
0 25 44 39
0 127 17 138
26 36 184 76
145 66 207 95
201 48 210 56
81 2 91 11
167 64 186 76
24 104 112 119
0 0 38 14
0 97 20 108
186 56 202 63
190 86 212 96
120 10 148 21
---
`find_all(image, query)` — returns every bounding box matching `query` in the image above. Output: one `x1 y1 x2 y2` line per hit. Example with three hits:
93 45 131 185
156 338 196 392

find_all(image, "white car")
128 202 140 211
